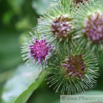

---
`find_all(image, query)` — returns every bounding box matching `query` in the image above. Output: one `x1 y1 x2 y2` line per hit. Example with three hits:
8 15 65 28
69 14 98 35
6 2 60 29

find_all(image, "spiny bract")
72 0 103 54
21 30 52 68
38 0 75 50
46 44 99 94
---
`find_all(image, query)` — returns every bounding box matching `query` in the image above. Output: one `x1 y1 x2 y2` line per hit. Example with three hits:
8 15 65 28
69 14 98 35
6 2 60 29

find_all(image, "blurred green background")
0 0 103 103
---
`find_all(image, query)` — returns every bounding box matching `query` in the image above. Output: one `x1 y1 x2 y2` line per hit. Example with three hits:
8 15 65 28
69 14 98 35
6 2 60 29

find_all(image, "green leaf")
14 74 46 103
32 0 54 15
1 64 45 103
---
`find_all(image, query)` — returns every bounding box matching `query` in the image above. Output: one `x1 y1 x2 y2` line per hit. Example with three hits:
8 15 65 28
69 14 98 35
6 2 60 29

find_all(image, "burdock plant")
21 30 51 67
46 44 99 94
21 0 100 95
38 0 74 50
73 0 103 54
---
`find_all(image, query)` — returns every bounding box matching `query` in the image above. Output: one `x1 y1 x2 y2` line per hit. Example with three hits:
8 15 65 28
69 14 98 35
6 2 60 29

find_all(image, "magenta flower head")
73 0 103 54
46 43 99 94
21 30 51 67
62 54 85 80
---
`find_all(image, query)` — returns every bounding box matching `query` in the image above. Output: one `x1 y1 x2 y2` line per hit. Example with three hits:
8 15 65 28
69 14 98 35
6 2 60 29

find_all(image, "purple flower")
83 13 103 44
63 54 85 80
21 30 52 68
51 16 72 39
29 39 51 65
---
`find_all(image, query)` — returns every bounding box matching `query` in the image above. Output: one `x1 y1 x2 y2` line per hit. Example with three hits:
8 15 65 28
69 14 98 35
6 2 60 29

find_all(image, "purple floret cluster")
83 13 103 44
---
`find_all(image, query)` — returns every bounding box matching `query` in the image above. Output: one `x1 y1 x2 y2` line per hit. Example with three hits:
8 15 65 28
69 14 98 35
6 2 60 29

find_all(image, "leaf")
31 0 54 15
14 74 46 103
1 64 45 103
